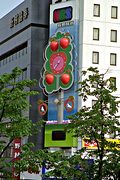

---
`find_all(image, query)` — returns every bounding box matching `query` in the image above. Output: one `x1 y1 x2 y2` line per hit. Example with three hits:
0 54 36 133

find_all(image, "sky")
0 0 24 19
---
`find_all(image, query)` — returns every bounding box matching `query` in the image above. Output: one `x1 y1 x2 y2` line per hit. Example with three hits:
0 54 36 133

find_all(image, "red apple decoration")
50 40 58 51
45 74 54 84
60 37 69 49
61 74 70 84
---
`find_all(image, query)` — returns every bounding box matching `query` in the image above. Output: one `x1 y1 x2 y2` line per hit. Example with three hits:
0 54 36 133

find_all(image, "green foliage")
44 67 120 180
0 67 39 178
1 67 120 179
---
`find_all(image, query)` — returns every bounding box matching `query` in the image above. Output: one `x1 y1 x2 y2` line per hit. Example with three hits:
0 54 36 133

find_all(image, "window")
110 53 117 65
3 146 12 158
22 68 27 80
25 47 27 54
92 100 97 107
0 42 27 62
52 131 66 140
110 77 116 88
92 51 99 64
93 4 100 17
9 56 12 62
111 6 118 19
111 30 117 42
93 28 99 40
55 0 62 3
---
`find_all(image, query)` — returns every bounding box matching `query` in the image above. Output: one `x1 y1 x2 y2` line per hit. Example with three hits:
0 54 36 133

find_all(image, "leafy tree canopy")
0 67 41 178
43 67 120 180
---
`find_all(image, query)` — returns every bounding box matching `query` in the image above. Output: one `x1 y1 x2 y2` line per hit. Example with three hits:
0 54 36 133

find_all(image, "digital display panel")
52 131 66 140
53 6 72 23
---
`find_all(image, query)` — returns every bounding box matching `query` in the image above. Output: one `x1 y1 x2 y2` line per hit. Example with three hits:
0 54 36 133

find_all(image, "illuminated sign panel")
82 138 120 150
44 124 77 147
42 1 80 122
12 138 21 179
52 131 66 140
53 6 72 23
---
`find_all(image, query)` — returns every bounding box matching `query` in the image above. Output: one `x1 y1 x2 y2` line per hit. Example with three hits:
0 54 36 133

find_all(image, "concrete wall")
0 0 52 149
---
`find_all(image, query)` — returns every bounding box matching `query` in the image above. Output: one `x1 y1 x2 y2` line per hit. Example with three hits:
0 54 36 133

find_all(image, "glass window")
12 54 15 60
92 100 97 107
22 49 24 56
3 59 6 66
111 30 117 42
11 54 14 61
93 4 100 17
52 131 66 140
18 51 21 57
111 6 118 19
25 47 27 54
15 53 17 59
93 28 99 40
17 51 19 58
9 56 12 62
3 146 12 158
110 53 116 65
5 58 8 64
92 51 99 64
22 68 27 80
110 77 116 88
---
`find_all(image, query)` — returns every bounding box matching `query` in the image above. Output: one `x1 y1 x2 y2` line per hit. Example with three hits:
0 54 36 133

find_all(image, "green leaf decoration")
42 31 74 94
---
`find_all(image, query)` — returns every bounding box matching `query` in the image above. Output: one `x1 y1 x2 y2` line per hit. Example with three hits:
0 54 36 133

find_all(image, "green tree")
44 67 120 180
0 67 40 179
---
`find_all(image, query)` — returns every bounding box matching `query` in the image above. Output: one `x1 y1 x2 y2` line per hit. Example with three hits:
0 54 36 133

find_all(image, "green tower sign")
42 31 74 94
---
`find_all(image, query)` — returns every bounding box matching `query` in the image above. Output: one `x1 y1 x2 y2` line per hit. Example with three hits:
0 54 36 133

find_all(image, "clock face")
50 52 67 74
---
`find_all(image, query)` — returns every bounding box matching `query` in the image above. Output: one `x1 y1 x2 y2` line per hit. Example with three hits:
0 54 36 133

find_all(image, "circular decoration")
64 96 74 112
50 52 67 74
38 103 48 116
45 74 54 85
50 40 58 51
60 37 69 49
60 73 70 84
42 31 74 94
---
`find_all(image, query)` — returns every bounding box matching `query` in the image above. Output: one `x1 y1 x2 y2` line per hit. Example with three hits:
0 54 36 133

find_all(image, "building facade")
43 0 120 154
79 0 120 109
0 0 120 178
0 0 52 151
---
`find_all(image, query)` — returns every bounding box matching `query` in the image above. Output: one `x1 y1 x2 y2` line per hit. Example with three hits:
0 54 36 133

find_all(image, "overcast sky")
0 0 24 19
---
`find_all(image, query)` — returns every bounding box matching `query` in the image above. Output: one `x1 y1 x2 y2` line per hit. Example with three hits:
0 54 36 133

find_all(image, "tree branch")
0 138 13 158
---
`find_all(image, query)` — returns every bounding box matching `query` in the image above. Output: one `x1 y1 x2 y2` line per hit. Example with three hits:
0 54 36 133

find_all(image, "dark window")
111 6 118 19
52 131 66 140
55 0 62 3
0 42 27 62
93 4 100 17
92 51 99 64
93 28 99 40
22 68 27 80
110 53 117 65
111 30 117 42
110 77 116 88
92 100 97 107
3 146 12 158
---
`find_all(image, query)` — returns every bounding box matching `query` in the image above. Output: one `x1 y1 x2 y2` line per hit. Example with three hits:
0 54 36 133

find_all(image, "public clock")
50 52 67 74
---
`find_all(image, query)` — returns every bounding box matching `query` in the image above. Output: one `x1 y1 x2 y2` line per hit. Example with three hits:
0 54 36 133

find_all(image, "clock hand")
54 60 60 69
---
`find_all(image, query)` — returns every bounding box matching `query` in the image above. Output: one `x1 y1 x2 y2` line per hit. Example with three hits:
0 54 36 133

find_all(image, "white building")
49 0 120 149
78 0 120 107
52 0 120 104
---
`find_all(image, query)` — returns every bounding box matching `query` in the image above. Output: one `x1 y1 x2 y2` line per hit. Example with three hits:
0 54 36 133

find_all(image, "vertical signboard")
47 0 80 122
12 138 21 180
